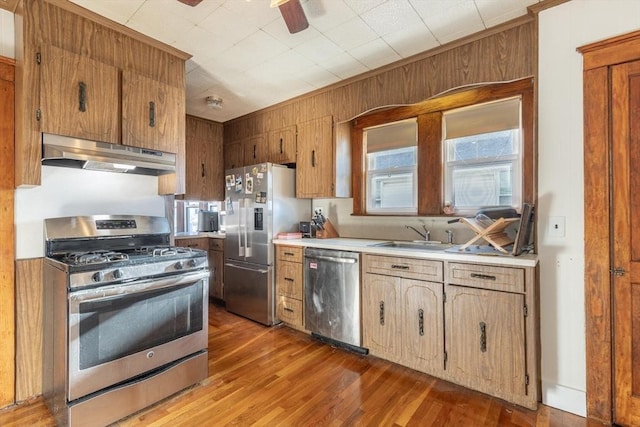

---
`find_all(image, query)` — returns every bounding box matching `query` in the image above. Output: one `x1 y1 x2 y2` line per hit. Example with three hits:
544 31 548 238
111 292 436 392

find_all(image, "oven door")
67 270 209 401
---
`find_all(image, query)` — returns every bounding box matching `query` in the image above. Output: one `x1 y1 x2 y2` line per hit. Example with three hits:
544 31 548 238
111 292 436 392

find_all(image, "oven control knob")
92 271 104 283
113 269 123 279
187 259 197 268
175 261 184 270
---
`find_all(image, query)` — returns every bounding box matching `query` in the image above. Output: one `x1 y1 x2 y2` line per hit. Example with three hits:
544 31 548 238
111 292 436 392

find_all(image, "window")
364 119 417 214
443 97 522 214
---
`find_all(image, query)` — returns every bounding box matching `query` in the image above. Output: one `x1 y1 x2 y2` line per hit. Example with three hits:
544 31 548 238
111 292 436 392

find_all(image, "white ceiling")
69 0 541 123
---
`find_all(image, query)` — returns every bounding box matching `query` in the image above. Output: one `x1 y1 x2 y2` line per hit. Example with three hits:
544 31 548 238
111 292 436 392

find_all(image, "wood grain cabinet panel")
444 284 527 404
208 240 224 301
268 125 296 164
184 115 224 201
40 45 119 143
121 70 183 154
296 116 334 198
275 245 304 329
224 140 244 171
362 273 401 363
243 134 267 166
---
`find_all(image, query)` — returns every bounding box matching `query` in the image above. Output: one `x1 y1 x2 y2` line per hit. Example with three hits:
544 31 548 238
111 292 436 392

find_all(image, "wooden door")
122 70 182 153
224 140 244 170
184 116 223 201
296 116 334 198
0 57 15 408
362 273 400 361
243 134 267 166
401 279 444 375
40 45 119 143
444 285 526 402
208 249 224 300
612 59 640 426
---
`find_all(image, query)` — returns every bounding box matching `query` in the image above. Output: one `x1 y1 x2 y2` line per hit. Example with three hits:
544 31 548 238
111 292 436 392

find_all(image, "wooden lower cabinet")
275 245 304 330
361 254 538 410
208 239 224 301
362 271 444 375
444 284 526 404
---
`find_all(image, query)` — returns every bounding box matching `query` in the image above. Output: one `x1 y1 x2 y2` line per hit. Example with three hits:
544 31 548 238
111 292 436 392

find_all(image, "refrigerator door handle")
244 197 252 258
238 198 245 257
224 262 268 274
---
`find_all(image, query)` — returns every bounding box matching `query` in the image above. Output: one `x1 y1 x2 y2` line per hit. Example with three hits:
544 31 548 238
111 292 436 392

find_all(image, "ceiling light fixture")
206 96 223 109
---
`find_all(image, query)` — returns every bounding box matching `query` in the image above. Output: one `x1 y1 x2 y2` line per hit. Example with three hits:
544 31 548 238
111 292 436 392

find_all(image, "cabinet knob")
280 138 283 154
311 150 316 167
379 301 385 326
149 101 156 127
479 321 487 352
201 163 205 177
418 309 424 336
78 81 87 112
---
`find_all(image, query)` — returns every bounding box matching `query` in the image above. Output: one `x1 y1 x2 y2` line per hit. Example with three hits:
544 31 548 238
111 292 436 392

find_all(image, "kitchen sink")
369 241 454 251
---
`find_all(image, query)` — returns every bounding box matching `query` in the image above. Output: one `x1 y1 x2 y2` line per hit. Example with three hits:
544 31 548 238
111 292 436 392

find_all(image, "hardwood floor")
0 304 599 426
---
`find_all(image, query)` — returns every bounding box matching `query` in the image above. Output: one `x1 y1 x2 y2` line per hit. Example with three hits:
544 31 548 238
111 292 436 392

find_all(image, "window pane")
369 170 416 210
451 163 513 208
447 130 517 162
368 146 416 170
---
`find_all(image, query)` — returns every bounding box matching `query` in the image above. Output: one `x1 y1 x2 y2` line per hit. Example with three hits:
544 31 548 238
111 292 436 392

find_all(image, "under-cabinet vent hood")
42 133 176 176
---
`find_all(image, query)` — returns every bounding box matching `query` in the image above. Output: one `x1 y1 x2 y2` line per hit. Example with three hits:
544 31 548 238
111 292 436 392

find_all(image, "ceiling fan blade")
177 0 203 6
278 0 309 34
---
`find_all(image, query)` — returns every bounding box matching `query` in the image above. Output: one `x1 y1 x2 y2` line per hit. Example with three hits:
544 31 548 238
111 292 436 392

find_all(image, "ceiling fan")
177 0 309 34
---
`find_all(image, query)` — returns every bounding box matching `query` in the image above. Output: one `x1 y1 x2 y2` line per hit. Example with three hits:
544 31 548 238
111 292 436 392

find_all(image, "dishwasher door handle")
225 262 269 274
306 255 357 264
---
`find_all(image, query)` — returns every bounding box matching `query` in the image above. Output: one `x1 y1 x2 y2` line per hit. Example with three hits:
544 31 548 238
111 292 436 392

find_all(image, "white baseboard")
541 380 587 417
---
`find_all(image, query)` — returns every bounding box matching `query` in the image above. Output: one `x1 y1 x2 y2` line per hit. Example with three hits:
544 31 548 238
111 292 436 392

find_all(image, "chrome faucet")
406 224 430 241
445 229 454 244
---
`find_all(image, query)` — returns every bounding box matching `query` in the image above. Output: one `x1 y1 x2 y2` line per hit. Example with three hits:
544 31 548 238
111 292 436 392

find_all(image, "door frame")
579 29 640 424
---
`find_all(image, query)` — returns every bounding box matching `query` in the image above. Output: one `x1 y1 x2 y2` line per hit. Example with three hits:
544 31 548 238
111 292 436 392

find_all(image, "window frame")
351 78 534 216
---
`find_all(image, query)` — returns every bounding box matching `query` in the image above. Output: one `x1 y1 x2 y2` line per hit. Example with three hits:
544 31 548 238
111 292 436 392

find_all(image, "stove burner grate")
136 246 196 257
63 251 130 265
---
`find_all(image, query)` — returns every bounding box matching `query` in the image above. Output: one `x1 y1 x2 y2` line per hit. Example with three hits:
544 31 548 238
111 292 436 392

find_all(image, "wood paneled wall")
15 258 43 402
14 0 189 187
224 18 535 145
0 56 15 409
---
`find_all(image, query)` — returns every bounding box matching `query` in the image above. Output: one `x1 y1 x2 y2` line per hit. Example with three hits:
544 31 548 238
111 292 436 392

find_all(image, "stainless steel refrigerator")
223 163 311 325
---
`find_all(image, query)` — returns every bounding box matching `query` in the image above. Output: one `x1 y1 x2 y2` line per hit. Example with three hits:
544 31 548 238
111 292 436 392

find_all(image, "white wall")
15 166 164 259
0 8 15 59
538 0 640 417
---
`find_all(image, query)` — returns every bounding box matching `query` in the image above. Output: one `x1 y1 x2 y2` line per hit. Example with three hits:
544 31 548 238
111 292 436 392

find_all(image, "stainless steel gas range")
42 215 210 427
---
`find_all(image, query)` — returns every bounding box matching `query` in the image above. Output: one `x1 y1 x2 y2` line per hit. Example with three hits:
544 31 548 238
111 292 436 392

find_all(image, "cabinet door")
268 125 296 164
362 273 400 361
445 284 527 400
296 116 334 198
121 70 183 154
401 279 444 375
224 140 244 170
243 134 267 166
40 45 119 143
208 249 224 300
276 260 303 300
184 116 223 201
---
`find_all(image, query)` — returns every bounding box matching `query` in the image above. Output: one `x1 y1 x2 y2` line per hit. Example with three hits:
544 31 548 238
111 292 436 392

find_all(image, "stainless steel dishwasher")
304 247 365 353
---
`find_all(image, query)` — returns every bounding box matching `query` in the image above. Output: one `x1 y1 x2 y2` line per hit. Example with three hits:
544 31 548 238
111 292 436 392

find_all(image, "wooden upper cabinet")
40 45 119 143
243 134 267 166
224 139 244 171
296 115 334 198
268 125 296 164
121 70 183 154
184 115 224 201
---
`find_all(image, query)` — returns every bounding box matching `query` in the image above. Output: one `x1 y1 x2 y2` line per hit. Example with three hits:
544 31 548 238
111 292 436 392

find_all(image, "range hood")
42 133 176 176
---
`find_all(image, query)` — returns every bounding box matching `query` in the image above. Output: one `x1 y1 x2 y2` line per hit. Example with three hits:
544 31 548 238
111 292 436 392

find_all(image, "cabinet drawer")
277 245 303 263
277 296 303 326
447 262 524 293
364 255 443 282
208 238 224 251
176 237 207 250
276 261 303 300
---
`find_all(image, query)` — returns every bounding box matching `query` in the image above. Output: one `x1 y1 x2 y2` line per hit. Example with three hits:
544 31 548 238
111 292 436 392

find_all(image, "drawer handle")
284 277 294 282
284 252 295 256
379 301 385 326
480 322 487 352
418 309 424 336
470 273 496 281
391 264 410 270
284 307 294 313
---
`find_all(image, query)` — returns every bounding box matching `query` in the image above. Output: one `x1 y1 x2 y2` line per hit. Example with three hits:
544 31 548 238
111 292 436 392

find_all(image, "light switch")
548 216 566 237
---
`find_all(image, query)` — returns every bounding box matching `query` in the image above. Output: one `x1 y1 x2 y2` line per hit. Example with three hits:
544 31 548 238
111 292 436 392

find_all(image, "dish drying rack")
455 215 519 254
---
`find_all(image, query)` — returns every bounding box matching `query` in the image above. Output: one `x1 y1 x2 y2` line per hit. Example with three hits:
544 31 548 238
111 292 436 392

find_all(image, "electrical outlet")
548 216 566 237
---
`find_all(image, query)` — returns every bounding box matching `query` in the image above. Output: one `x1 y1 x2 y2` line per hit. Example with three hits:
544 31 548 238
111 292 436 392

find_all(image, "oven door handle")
69 270 210 303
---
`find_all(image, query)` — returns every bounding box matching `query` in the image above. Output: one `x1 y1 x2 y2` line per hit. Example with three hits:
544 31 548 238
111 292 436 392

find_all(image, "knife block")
316 219 339 239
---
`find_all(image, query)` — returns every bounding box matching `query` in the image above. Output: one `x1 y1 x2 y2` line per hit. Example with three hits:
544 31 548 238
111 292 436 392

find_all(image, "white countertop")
273 237 538 267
